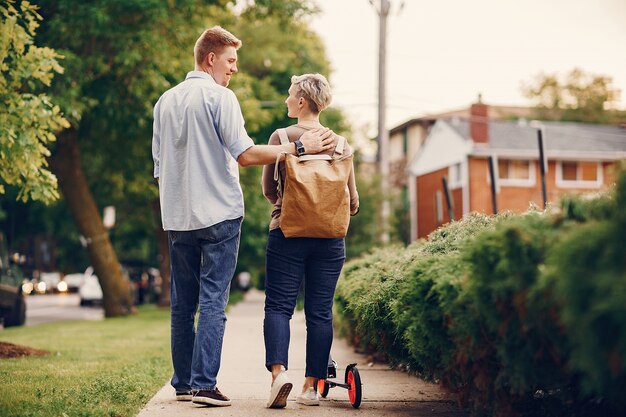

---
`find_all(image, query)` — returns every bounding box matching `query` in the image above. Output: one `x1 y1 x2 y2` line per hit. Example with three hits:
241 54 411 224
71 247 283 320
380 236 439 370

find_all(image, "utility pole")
370 0 391 243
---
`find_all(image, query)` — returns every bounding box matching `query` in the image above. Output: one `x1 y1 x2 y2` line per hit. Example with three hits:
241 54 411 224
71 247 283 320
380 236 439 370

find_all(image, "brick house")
388 103 534 242
389 104 534 188
406 102 626 240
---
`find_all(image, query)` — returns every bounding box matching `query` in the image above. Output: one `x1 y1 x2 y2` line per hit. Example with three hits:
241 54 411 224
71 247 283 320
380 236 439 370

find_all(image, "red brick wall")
451 187 463 221
415 159 618 239
416 167 463 238
470 103 488 143
468 157 619 213
469 158 493 213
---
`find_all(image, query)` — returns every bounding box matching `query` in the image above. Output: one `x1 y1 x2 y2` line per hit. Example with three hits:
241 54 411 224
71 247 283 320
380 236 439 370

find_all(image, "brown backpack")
274 128 353 238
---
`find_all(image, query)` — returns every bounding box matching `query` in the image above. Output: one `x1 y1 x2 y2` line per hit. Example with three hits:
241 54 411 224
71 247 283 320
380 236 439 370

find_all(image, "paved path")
137 290 466 417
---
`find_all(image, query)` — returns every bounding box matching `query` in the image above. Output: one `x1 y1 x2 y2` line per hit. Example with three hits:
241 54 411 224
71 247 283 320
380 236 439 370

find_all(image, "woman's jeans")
168 217 242 391
264 228 345 379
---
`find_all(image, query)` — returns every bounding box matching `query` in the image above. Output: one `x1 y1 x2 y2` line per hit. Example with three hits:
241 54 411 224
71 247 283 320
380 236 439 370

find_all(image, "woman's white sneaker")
267 371 293 408
296 387 319 406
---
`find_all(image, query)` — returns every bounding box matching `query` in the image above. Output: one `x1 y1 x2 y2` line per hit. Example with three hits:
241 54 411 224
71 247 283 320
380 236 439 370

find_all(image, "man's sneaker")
175 390 193 401
266 371 293 408
296 387 319 406
191 387 231 407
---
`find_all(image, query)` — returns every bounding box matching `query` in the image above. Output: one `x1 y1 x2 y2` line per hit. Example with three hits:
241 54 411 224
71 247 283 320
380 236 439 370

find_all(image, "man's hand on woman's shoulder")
299 128 335 154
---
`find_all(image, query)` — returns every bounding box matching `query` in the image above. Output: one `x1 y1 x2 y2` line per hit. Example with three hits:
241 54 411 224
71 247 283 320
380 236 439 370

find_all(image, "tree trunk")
50 128 133 317
152 198 170 308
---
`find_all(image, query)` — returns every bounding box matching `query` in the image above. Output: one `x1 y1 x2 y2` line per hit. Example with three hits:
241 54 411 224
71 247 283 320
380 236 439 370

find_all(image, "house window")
494 159 535 187
556 161 602 188
498 159 530 180
561 162 577 181
435 191 443 225
448 162 465 189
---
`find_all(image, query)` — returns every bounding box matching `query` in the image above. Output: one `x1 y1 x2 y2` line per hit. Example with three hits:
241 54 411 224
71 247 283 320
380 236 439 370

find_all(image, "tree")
0 0 68 204
522 68 624 124
8 1 351 307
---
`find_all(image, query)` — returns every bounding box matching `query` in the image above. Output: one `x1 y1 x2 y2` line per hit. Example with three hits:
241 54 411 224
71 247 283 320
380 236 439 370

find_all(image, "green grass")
0 305 172 417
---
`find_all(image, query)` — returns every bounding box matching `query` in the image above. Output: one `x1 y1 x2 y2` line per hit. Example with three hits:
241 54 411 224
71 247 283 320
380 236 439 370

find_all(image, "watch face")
295 140 305 156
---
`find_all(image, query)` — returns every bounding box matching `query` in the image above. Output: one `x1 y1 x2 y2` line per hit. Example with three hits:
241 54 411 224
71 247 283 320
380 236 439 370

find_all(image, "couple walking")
152 26 359 408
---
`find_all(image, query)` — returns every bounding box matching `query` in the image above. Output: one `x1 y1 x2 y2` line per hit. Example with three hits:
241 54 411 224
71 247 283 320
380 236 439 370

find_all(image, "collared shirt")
152 71 254 231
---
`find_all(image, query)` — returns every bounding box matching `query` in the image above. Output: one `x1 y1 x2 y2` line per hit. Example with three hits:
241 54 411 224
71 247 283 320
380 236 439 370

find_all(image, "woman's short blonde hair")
194 26 242 66
290 73 332 114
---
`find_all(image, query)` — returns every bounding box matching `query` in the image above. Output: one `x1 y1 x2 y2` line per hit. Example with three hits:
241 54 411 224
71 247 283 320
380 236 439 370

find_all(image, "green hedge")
335 170 626 416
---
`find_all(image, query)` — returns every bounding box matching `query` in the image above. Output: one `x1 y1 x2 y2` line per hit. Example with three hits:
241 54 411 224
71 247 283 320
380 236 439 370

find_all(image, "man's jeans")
169 217 242 391
264 228 345 379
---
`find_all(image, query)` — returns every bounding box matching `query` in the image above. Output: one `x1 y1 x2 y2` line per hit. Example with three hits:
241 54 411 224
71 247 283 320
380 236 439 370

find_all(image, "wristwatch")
294 140 305 156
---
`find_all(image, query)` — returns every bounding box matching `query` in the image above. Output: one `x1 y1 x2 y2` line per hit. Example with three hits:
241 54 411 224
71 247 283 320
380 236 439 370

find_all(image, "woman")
261 73 359 408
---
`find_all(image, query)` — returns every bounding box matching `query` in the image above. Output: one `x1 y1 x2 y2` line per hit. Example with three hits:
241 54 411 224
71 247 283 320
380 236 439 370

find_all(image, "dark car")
0 233 26 327
121 261 161 305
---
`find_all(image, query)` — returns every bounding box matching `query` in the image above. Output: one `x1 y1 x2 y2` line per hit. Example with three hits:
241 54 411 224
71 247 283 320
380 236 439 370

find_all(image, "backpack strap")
274 129 290 189
299 154 332 161
277 128 290 145
334 135 346 155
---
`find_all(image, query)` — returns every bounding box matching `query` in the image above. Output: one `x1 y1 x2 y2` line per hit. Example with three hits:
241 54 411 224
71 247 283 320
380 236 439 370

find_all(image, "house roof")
409 118 626 176
445 118 626 159
389 104 534 136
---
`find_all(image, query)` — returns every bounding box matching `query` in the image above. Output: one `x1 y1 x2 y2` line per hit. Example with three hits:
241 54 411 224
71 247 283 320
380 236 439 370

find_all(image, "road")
25 293 103 326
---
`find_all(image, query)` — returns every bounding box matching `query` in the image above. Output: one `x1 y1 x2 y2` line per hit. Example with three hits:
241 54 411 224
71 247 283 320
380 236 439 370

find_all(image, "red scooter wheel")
317 378 330 398
345 366 362 408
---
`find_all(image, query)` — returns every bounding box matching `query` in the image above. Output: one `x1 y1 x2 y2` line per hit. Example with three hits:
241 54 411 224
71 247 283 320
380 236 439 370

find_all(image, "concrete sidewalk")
137 290 466 417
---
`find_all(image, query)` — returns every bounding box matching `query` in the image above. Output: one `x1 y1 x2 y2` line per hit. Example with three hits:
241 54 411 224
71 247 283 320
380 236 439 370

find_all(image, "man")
152 26 334 407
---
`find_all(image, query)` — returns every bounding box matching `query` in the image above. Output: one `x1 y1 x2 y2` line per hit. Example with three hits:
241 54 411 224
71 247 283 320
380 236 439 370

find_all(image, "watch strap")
294 140 305 156
276 128 306 156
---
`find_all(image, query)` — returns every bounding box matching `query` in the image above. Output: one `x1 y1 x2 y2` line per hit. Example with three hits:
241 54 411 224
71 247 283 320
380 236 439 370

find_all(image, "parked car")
79 267 102 306
0 233 26 327
78 265 143 307
39 271 62 294
62 271 86 293
122 261 160 304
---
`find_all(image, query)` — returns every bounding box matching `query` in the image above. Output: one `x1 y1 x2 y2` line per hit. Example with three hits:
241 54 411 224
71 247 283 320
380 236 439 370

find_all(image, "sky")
308 0 626 133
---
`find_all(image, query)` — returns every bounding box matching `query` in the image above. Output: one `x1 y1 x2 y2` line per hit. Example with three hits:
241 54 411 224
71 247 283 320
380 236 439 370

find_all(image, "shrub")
455 213 571 416
335 243 421 363
545 170 626 410
336 171 626 416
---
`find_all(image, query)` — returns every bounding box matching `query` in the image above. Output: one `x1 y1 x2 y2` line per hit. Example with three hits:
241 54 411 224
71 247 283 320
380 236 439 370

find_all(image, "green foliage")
0 0 68 203
335 243 414 360
455 214 569 415
3 0 226 272
559 187 615 223
345 168 382 259
337 213 500 364
544 170 626 408
238 165 271 287
242 0 319 21
522 68 625 124
0 0 346 276
389 186 411 245
335 177 626 416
